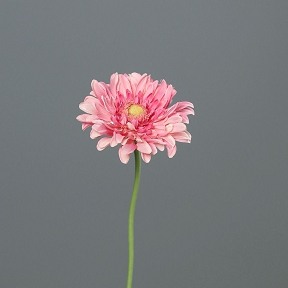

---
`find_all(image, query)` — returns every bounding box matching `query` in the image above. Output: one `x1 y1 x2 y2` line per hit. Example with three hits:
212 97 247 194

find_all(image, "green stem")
126 150 141 288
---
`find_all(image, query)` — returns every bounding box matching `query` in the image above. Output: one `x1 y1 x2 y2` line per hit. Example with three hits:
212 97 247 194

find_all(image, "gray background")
1 1 287 287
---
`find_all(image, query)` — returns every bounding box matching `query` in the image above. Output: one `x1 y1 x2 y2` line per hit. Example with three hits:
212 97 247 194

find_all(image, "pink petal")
167 145 177 158
177 101 194 109
154 143 165 151
109 73 119 97
81 123 92 130
90 129 101 139
130 72 144 82
163 135 175 146
161 84 174 108
79 96 97 114
166 123 187 133
110 132 124 147
129 73 144 95
136 74 149 95
91 80 107 98
127 122 136 130
118 149 130 164
122 141 137 154
141 153 151 163
149 142 158 155
153 80 167 101
143 82 154 99
76 114 93 123
118 74 132 97
92 122 112 135
172 131 191 143
116 133 125 144
165 124 173 133
94 103 112 122
118 141 137 164
137 141 152 154
164 115 182 124
97 137 112 151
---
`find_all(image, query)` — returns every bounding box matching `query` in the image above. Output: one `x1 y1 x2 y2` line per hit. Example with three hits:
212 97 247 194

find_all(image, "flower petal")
81 123 92 130
149 142 158 155
76 114 97 123
141 153 151 163
163 135 175 146
137 141 152 154
110 132 124 147
97 137 112 151
79 97 97 114
154 143 165 151
166 123 187 133
123 141 137 154
172 131 191 143
118 141 137 164
167 145 177 158
119 150 130 164
109 73 119 97
90 129 101 139
91 80 107 98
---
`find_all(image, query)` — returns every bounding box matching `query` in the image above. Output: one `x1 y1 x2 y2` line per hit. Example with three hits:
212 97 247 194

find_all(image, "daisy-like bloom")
77 73 194 164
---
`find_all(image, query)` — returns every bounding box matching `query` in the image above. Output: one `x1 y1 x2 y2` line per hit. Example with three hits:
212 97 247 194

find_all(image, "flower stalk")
126 150 141 288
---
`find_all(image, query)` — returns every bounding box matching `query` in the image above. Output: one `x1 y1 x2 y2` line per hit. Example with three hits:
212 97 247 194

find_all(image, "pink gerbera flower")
77 72 194 163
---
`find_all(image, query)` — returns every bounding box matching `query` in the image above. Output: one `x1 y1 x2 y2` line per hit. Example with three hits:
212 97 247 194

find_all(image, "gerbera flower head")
77 73 194 164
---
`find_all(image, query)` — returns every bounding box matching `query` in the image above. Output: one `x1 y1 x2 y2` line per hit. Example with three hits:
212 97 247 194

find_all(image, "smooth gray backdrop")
1 1 287 287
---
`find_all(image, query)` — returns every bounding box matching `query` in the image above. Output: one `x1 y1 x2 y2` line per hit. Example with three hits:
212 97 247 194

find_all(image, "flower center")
127 104 146 119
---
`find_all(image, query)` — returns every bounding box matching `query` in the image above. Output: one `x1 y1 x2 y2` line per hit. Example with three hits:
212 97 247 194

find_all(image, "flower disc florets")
124 103 147 121
77 72 194 163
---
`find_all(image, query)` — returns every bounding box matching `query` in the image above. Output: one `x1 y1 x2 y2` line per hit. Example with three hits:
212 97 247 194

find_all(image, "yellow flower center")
127 104 146 118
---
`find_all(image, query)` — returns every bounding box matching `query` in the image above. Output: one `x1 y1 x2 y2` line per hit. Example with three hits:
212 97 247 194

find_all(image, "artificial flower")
77 72 194 163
